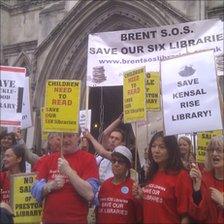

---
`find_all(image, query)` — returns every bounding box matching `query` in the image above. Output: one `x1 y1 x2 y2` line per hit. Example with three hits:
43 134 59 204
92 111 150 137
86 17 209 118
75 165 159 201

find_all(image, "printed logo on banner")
178 65 196 77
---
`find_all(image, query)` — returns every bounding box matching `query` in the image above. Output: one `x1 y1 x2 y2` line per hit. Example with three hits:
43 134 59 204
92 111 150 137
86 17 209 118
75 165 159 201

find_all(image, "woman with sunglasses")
189 135 224 223
96 145 142 224
133 131 192 223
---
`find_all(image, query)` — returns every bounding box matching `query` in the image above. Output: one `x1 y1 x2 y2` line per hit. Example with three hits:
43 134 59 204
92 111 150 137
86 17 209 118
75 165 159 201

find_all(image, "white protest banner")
161 50 223 136
87 19 223 87
0 66 26 127
79 109 91 131
21 77 32 129
132 111 163 167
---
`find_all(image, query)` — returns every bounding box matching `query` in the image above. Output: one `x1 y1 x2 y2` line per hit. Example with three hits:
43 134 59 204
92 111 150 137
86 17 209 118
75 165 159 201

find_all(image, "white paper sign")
132 111 163 167
21 77 32 129
0 66 26 127
87 19 223 87
79 110 91 131
161 50 223 136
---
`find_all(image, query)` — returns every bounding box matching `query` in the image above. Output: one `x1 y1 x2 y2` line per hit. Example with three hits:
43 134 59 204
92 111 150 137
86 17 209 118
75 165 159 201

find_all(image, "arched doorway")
33 0 190 147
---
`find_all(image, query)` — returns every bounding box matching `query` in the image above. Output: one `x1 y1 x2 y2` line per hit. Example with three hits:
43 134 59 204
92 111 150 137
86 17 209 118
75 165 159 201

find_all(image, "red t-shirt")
36 150 99 224
143 169 191 224
32 153 50 173
97 177 142 224
189 170 224 223
0 171 10 204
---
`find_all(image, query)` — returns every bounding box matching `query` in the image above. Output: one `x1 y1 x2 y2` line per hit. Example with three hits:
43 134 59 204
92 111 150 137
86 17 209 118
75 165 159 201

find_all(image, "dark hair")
10 144 26 172
111 128 126 144
0 132 17 146
147 131 183 181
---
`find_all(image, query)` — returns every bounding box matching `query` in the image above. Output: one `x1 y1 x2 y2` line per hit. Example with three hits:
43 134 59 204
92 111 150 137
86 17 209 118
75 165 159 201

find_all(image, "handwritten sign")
11 173 42 224
123 67 146 123
44 80 81 133
21 77 32 129
196 130 223 163
0 66 26 127
146 72 160 111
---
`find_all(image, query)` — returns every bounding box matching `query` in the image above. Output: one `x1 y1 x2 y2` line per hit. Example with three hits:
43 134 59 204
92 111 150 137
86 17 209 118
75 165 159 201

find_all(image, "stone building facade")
1 0 223 148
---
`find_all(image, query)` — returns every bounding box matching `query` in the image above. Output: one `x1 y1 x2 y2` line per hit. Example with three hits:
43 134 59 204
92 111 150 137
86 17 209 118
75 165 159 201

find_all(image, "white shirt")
96 155 113 183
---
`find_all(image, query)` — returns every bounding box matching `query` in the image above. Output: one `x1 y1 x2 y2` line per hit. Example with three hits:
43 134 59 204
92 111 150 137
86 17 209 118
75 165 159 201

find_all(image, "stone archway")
32 0 190 147
34 0 190 109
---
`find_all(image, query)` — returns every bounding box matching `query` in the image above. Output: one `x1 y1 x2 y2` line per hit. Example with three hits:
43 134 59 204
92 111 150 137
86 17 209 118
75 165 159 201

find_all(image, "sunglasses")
111 158 127 165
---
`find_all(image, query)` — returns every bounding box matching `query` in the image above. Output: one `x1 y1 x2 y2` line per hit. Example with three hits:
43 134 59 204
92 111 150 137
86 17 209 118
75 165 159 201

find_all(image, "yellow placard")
123 67 146 123
196 130 223 163
10 173 42 224
146 72 161 111
41 107 49 141
44 80 81 133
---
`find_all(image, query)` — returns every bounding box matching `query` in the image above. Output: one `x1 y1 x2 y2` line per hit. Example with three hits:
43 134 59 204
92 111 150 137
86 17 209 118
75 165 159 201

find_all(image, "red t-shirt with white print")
36 150 98 224
143 169 191 223
97 177 142 224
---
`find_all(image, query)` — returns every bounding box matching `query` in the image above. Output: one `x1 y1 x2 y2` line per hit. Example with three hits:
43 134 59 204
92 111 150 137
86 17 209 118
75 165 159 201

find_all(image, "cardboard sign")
21 77 32 129
41 107 49 141
161 50 223 136
87 19 223 86
123 67 146 123
146 72 161 111
0 66 26 127
10 173 42 224
79 109 91 131
196 130 223 163
44 80 81 133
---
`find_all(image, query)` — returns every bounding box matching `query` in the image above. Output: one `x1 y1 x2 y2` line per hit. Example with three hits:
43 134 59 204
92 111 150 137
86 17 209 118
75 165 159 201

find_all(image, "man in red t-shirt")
31 132 99 224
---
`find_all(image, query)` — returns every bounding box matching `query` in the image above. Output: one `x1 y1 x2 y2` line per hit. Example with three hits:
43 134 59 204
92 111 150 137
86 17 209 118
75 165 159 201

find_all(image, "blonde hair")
179 136 193 153
204 135 224 171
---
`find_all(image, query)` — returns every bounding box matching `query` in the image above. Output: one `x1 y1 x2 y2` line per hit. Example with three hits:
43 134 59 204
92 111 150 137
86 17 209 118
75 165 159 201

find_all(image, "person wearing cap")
96 145 142 224
31 132 99 224
83 128 126 183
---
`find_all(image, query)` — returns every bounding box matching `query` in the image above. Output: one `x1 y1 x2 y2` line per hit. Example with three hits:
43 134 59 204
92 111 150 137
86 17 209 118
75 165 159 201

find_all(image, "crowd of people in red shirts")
0 118 223 224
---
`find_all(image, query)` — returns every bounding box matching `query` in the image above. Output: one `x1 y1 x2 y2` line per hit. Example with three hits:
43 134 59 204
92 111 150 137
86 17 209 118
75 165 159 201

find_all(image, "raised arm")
100 113 123 147
15 128 40 165
83 129 112 160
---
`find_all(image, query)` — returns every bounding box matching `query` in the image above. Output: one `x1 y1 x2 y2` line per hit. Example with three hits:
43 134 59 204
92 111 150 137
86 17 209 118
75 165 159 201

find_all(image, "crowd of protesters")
0 116 223 224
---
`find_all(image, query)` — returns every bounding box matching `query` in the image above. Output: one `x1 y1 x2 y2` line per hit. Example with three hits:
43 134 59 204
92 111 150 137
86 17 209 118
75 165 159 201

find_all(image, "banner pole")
135 122 138 171
60 132 63 158
85 86 90 130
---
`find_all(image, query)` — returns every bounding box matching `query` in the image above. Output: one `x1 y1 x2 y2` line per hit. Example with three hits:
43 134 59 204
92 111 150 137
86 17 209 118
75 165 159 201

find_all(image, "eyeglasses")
111 158 126 165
